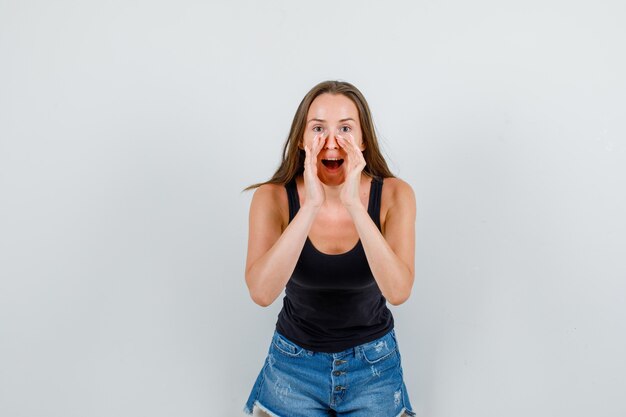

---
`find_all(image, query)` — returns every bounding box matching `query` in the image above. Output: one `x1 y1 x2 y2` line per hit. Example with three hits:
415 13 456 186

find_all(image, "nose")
323 131 339 149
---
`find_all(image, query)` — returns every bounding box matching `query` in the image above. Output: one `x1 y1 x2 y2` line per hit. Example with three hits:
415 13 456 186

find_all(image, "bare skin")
253 407 412 417
245 93 416 307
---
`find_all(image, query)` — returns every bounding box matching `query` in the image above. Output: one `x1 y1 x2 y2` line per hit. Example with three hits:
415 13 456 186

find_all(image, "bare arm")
337 135 416 306
244 135 326 307
244 186 321 307
347 179 415 305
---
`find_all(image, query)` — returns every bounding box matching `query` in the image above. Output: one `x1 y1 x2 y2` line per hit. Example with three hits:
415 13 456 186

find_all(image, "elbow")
245 272 262 307
246 273 275 307
250 291 273 307
247 282 273 307
387 292 410 306
386 279 413 306
383 264 414 306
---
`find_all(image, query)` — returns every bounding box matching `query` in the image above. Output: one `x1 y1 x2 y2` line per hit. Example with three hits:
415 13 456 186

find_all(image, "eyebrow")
307 117 356 124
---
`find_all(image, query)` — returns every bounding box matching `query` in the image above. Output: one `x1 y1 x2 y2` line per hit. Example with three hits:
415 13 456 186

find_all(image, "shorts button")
333 371 341 376
335 386 344 391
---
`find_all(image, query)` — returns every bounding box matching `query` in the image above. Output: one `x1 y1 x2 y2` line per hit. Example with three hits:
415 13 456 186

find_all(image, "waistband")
272 328 398 359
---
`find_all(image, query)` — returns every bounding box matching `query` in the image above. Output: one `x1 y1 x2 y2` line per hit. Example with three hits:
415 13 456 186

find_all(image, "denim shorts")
243 329 416 417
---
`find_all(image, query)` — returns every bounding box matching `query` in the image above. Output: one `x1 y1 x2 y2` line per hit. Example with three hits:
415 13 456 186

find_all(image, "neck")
318 173 368 207
321 182 343 205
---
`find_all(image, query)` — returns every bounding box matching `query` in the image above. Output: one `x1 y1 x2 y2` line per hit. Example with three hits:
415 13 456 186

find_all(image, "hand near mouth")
303 133 327 209
337 133 366 210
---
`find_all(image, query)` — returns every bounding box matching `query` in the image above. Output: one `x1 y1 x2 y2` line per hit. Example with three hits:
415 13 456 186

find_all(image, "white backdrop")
1 1 625 416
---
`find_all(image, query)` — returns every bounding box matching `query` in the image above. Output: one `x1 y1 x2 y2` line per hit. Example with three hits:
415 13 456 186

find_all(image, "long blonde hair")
245 80 394 190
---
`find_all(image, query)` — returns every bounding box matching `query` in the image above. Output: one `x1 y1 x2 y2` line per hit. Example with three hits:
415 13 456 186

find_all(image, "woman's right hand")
303 133 326 209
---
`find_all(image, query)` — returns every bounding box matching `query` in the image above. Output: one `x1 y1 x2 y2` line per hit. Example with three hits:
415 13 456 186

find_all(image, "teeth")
324 158 341 161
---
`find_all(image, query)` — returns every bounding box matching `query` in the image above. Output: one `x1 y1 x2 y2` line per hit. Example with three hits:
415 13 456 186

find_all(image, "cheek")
300 134 312 149
353 133 365 150
303 134 314 147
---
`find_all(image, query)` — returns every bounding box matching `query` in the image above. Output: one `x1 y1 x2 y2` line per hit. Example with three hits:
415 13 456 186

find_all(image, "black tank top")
275 176 394 353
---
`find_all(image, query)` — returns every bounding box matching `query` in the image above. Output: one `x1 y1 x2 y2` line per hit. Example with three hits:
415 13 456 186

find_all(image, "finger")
304 144 310 167
312 135 321 154
343 134 359 152
312 137 324 163
338 134 355 149
339 136 364 172
315 132 326 155
305 143 315 164
344 135 364 162
337 136 352 160
337 136 357 161
337 135 350 152
312 135 323 153
309 143 319 165
336 137 349 161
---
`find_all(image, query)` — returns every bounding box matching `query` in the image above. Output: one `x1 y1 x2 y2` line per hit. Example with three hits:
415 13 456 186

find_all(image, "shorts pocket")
271 332 305 358
360 334 398 364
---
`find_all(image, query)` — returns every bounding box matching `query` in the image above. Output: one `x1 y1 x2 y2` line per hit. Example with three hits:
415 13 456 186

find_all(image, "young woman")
243 80 416 417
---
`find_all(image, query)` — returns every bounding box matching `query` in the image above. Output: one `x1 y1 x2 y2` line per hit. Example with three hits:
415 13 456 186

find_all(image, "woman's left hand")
337 134 366 210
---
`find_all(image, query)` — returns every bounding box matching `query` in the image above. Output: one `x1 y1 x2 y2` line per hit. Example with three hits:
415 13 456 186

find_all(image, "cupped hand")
337 133 366 209
303 133 326 209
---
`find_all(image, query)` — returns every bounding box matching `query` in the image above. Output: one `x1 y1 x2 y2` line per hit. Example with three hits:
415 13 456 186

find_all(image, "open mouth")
321 158 345 169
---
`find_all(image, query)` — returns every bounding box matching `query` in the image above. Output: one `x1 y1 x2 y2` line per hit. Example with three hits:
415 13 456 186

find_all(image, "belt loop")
355 345 362 360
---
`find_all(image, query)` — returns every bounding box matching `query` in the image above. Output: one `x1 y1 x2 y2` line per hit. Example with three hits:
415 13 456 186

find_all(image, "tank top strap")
285 179 300 222
367 176 383 231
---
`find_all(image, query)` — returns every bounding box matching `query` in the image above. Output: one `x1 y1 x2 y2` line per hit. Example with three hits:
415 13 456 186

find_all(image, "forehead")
306 93 359 122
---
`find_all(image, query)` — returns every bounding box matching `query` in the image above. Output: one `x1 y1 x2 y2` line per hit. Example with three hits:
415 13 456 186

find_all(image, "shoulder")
381 177 415 208
251 182 285 200
380 177 415 230
249 182 289 231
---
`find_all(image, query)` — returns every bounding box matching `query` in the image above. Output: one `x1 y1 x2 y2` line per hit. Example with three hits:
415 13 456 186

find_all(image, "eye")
312 125 323 133
340 125 351 133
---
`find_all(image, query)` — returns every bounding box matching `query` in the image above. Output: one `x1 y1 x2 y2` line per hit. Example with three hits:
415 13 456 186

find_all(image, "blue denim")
244 329 416 417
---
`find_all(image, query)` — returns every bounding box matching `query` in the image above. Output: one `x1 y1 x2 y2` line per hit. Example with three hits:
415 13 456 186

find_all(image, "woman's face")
302 93 365 185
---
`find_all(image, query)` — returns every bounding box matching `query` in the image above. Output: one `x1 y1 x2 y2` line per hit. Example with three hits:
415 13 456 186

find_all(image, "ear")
298 140 304 150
